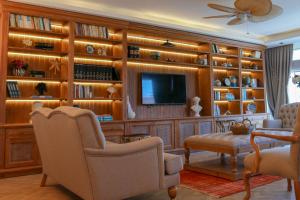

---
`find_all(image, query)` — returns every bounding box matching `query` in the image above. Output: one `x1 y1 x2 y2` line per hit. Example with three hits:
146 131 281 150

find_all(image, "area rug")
180 170 282 198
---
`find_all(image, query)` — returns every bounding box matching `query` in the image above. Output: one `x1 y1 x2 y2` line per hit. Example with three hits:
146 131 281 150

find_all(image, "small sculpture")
190 96 202 117
35 82 47 95
127 96 136 119
49 58 61 75
107 86 117 98
162 40 175 48
22 39 33 47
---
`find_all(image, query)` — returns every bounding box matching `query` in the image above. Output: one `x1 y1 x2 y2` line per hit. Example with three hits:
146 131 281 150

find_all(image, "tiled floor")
0 152 296 200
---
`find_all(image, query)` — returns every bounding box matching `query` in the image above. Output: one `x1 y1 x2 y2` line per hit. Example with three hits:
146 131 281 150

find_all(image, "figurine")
127 96 136 119
49 58 61 75
35 82 47 95
107 86 117 98
190 96 202 117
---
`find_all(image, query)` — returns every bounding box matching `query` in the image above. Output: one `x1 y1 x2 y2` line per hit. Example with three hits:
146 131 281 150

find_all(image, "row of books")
97 114 113 122
74 85 93 99
9 14 51 31
75 23 109 39
212 43 221 54
74 64 120 81
128 46 140 58
7 82 21 98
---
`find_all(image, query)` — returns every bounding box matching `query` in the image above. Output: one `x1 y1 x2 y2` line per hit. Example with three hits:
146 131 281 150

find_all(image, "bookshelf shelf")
8 47 68 57
214 86 240 90
212 53 239 58
6 76 62 83
242 99 265 102
74 54 122 61
241 68 264 72
214 100 240 103
242 87 265 90
213 66 239 70
9 27 68 39
6 98 62 102
73 97 122 101
241 57 263 61
127 42 205 56
73 79 122 84
75 36 122 45
127 58 209 69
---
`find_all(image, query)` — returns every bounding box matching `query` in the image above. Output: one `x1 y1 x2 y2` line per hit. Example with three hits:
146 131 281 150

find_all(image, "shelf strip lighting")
214 100 229 103
75 40 113 47
51 24 63 28
212 57 228 60
73 99 114 103
74 57 113 63
243 100 255 103
140 48 197 57
127 35 199 48
7 79 61 84
8 52 62 59
213 69 227 73
241 60 251 63
214 88 229 91
127 61 198 71
73 82 113 86
6 99 61 102
9 33 62 41
241 71 252 74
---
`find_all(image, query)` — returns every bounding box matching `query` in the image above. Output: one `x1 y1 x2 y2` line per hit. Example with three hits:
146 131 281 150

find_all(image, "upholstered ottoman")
184 131 292 180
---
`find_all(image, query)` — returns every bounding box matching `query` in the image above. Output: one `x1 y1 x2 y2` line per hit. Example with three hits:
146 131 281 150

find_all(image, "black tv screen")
141 73 186 105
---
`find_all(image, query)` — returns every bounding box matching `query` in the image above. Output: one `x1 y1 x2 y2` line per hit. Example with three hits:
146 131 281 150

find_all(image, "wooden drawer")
5 127 40 169
126 122 153 135
101 123 125 136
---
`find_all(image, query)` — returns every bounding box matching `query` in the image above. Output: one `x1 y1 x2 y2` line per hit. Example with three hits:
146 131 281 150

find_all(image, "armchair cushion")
244 146 296 178
164 153 183 175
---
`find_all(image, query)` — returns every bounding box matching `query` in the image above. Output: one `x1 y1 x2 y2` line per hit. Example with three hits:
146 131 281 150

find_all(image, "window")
288 49 300 103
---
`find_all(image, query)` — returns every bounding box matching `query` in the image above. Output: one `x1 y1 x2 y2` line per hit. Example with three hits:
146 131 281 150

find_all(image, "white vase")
127 96 136 119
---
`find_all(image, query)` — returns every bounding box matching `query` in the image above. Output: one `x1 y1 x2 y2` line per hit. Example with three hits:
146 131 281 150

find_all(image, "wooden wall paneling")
66 21 74 105
121 29 127 120
0 128 4 169
127 65 198 119
198 68 212 116
125 121 153 135
152 120 174 150
0 11 9 124
199 120 213 135
5 127 39 168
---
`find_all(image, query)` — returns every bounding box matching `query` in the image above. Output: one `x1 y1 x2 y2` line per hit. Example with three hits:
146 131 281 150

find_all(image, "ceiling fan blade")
207 4 238 14
227 17 246 25
203 14 236 19
234 0 272 16
248 5 283 23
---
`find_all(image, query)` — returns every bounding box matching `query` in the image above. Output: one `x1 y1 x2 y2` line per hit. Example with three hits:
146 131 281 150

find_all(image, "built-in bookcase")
0 5 266 125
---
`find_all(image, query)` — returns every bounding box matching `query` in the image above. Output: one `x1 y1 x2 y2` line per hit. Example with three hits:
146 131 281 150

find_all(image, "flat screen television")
141 73 186 105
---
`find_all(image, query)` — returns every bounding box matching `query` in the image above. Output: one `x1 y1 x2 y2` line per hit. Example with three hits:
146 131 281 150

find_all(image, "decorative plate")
224 78 231 87
247 103 257 113
86 45 94 54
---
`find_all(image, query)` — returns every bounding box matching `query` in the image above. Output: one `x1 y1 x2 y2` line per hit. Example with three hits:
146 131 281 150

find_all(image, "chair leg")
243 171 252 200
288 178 292 192
184 148 190 166
168 186 177 200
294 180 300 200
40 174 48 187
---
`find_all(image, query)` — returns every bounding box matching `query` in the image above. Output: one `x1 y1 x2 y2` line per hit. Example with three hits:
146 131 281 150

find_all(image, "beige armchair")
243 106 300 200
31 106 182 200
261 102 300 131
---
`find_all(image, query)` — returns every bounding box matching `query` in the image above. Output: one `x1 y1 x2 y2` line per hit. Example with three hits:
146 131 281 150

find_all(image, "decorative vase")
127 96 136 119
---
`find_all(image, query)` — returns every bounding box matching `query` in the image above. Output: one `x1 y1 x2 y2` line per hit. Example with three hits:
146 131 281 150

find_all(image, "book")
75 22 109 39
74 84 93 98
9 13 51 31
9 14 16 27
74 64 118 81
7 82 21 98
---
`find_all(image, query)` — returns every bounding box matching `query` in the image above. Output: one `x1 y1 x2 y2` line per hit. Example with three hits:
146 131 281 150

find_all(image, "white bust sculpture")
191 96 202 117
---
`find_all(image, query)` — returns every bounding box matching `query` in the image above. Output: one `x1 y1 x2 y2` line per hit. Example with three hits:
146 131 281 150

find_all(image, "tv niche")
141 73 187 105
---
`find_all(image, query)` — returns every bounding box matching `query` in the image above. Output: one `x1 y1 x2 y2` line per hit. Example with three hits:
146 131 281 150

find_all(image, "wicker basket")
230 119 254 135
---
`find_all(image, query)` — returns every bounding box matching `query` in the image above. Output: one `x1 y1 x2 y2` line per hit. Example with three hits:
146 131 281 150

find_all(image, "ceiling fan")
204 0 283 25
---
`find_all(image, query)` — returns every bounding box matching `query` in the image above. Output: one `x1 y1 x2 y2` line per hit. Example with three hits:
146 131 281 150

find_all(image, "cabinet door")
214 116 243 132
199 121 213 135
152 121 174 150
5 128 39 168
176 120 198 148
126 122 153 135
0 129 4 169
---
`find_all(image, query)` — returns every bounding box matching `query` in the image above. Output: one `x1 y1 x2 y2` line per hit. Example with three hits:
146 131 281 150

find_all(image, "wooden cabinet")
4 127 40 169
0 129 4 169
126 121 174 150
175 119 213 148
101 122 125 144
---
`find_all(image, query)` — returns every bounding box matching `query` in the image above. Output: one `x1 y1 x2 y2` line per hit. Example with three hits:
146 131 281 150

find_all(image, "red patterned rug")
180 170 282 198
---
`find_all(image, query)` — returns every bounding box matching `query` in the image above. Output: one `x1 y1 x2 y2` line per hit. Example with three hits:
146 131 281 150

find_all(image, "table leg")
185 148 190 165
220 153 225 164
230 155 238 173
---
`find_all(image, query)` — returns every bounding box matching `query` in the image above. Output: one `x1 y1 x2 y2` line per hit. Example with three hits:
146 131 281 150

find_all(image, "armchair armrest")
256 127 293 132
85 137 163 157
263 119 282 129
250 131 300 172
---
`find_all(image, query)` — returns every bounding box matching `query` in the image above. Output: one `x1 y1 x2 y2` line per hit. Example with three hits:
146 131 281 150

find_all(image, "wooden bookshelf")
0 1 268 177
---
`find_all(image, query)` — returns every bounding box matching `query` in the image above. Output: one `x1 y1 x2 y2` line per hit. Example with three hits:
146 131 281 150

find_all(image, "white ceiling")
10 0 300 46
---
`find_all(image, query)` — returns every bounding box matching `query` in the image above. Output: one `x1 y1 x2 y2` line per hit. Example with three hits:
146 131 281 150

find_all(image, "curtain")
265 44 293 118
